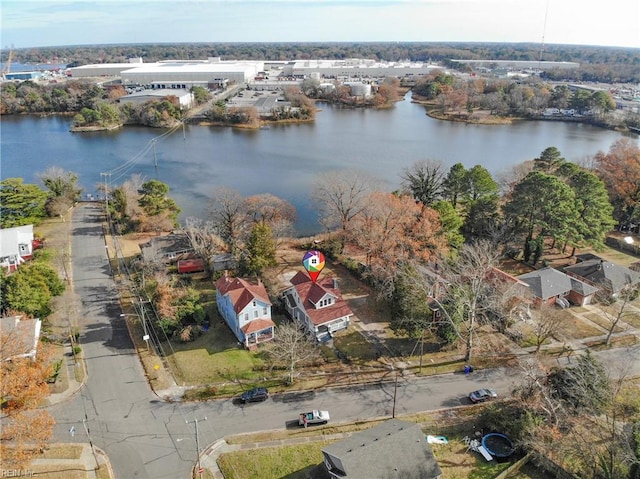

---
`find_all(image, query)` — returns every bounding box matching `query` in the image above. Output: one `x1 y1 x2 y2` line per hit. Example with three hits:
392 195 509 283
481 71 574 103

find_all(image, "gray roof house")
517 267 598 307
563 259 640 298
321 420 442 479
139 233 194 263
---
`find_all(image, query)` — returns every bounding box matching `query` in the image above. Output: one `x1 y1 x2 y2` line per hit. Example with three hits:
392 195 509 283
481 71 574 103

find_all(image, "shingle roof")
564 259 640 294
241 317 275 334
517 267 598 300
322 420 442 479
215 276 271 313
287 271 353 326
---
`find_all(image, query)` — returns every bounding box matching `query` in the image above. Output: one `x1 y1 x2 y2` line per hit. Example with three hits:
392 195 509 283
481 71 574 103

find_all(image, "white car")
298 410 330 426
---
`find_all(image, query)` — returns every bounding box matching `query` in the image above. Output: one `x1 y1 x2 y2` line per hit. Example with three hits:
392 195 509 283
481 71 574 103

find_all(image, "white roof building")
118 89 194 108
121 60 263 86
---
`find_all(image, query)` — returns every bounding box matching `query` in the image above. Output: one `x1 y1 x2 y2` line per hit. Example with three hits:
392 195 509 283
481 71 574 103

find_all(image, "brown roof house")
321 420 443 479
563 258 640 300
281 271 353 342
0 316 42 361
215 274 275 349
517 267 598 307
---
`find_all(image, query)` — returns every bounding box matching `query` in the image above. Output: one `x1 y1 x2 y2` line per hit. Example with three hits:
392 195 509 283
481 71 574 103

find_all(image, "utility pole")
186 416 207 478
392 369 398 419
140 299 150 352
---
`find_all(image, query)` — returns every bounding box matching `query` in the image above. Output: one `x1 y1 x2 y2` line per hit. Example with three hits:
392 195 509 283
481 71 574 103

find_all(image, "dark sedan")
240 387 269 403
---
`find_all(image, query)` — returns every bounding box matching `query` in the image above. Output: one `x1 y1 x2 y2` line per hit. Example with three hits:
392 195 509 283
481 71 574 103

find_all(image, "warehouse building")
284 59 439 79
120 59 263 87
117 89 194 108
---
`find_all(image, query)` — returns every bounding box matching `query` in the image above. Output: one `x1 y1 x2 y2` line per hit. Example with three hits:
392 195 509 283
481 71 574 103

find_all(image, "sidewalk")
45 342 86 406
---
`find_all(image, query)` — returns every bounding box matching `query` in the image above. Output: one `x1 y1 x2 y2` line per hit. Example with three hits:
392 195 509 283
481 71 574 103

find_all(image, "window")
244 313 249 321
253 301 256 307
263 307 267 315
254 310 258 318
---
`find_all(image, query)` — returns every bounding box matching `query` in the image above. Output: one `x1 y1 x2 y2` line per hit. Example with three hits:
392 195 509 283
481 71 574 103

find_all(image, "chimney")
332 278 338 289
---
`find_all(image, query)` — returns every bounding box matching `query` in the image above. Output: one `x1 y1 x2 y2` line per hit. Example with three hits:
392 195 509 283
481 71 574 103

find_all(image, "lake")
1 94 635 235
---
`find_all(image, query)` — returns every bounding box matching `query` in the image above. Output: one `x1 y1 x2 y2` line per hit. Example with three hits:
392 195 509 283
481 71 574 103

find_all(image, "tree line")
7 42 639 83
412 70 638 130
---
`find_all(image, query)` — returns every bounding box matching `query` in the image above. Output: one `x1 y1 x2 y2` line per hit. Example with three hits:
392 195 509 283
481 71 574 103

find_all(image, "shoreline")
4 102 637 135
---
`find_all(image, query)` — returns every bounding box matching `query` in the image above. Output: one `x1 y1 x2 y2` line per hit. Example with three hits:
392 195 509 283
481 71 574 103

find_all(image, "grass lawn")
554 311 604 339
332 330 379 363
218 442 333 479
582 312 624 333
217 435 513 479
168 319 265 385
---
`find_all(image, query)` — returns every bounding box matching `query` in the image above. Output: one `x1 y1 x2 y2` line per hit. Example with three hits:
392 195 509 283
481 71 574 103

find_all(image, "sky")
1 0 639 50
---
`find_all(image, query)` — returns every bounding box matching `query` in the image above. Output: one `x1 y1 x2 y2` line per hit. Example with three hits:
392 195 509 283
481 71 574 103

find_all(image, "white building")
120 60 263 87
118 89 194 108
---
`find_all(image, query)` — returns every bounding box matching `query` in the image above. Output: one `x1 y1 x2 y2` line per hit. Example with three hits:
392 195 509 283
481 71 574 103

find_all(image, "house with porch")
0 224 38 272
215 274 275 349
321 419 442 479
0 316 42 361
517 266 598 307
563 257 640 300
280 271 353 342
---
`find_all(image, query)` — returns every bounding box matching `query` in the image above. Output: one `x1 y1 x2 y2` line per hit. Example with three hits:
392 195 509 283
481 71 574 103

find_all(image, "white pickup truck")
298 410 330 426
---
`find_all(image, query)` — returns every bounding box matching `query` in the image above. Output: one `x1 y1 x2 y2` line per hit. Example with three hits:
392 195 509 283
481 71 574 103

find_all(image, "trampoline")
481 433 515 458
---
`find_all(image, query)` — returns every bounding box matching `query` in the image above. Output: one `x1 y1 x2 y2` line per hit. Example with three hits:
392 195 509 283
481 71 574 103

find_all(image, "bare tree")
441 240 502 361
311 169 378 239
207 187 246 253
530 304 563 353
597 285 638 347
400 159 445 207
183 216 225 273
265 322 321 385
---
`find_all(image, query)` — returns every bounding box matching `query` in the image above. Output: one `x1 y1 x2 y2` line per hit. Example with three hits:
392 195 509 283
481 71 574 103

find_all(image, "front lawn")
217 435 513 479
167 318 265 385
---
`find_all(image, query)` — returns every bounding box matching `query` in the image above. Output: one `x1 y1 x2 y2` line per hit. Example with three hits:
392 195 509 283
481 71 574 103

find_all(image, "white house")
0 224 36 272
0 316 42 361
215 274 275 349
281 271 353 342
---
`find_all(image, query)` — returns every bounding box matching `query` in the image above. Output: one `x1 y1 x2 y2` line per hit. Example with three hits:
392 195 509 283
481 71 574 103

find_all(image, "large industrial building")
67 57 438 88
283 59 439 78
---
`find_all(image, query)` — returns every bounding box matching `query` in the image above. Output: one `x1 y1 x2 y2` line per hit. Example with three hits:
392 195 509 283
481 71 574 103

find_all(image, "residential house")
517 267 598 307
0 224 37 272
281 271 353 342
215 274 275 349
563 258 640 299
0 316 42 361
321 419 443 479
139 232 194 264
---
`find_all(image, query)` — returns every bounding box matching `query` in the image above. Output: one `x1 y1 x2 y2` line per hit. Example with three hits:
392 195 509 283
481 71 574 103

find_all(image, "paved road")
47 203 638 478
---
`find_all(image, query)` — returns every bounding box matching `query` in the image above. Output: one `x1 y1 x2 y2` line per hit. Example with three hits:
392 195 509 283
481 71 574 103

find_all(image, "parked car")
240 387 269 403
298 410 330 426
469 388 497 403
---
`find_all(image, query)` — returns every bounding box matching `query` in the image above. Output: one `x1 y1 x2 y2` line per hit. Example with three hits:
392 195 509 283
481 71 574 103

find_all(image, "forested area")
410 70 639 129
5 41 639 83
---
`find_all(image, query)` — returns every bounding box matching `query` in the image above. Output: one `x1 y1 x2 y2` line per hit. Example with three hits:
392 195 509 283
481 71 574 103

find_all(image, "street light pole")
187 416 207 478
